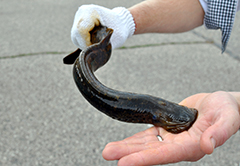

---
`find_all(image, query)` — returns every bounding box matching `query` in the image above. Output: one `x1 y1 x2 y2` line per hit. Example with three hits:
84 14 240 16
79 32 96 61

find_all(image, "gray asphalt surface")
1 0 240 166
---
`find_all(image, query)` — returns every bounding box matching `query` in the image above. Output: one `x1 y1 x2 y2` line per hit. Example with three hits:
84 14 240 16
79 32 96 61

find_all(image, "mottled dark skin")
64 25 198 133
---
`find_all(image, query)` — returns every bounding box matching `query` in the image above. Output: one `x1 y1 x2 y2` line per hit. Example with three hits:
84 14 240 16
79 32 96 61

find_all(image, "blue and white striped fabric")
204 0 238 52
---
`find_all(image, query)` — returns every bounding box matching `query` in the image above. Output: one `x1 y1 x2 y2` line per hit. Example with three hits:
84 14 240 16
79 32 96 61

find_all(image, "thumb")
200 92 240 154
200 118 236 154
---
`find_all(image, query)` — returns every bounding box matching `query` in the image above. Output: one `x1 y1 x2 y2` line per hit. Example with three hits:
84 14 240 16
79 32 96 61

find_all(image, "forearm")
128 0 204 34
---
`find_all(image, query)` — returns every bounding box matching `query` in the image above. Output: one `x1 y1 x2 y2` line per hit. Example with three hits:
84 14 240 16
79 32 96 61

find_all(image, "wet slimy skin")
64 25 198 133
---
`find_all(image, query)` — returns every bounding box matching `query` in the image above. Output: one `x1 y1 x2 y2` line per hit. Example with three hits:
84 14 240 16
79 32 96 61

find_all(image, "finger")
117 143 190 166
106 127 159 147
105 133 159 149
102 128 161 160
200 107 240 154
102 139 162 161
102 127 185 161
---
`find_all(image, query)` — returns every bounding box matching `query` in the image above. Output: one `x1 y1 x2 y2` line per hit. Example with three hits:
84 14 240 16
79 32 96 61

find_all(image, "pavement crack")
224 49 240 62
0 41 212 60
0 51 68 59
118 41 213 49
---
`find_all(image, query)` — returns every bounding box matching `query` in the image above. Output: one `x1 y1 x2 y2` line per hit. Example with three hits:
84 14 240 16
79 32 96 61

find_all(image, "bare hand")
102 91 240 166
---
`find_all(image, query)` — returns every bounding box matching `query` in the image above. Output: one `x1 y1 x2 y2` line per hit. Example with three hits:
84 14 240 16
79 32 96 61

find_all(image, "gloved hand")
71 4 135 50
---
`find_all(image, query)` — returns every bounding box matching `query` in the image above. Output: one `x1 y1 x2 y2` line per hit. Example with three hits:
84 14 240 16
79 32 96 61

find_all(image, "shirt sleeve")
199 0 208 13
199 0 240 12
199 0 239 52
237 0 240 11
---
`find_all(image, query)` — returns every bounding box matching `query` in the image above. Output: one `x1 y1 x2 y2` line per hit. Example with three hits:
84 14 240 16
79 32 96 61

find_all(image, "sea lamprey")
63 25 198 133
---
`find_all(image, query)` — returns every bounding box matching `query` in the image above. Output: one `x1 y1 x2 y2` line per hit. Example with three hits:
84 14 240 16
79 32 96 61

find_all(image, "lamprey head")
63 24 113 65
152 103 198 133
84 27 113 72
90 25 113 44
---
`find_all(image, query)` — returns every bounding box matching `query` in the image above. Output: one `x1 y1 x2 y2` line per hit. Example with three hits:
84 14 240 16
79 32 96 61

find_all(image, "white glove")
71 4 135 50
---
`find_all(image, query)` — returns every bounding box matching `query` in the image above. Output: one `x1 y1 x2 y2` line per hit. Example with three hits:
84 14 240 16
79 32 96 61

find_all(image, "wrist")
229 92 240 110
106 7 135 49
112 7 135 38
228 92 240 129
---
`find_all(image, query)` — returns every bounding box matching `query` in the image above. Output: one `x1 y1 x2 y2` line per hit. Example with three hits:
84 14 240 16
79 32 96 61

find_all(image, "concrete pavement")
0 0 240 165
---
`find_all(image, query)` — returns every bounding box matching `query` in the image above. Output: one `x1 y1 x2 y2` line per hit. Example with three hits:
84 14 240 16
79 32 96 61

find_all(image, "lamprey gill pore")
63 25 198 133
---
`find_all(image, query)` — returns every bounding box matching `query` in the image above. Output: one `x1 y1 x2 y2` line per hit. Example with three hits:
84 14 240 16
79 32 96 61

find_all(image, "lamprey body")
64 25 198 133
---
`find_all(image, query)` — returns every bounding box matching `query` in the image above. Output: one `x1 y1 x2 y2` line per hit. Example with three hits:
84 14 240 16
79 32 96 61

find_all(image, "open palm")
102 91 240 166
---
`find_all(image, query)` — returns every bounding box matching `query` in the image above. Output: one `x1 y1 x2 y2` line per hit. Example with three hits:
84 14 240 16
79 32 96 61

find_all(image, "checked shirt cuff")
203 0 238 52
